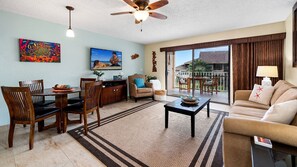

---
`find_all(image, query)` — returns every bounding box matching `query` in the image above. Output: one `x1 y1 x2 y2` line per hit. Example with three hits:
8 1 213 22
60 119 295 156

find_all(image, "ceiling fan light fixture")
134 11 149 21
66 6 75 38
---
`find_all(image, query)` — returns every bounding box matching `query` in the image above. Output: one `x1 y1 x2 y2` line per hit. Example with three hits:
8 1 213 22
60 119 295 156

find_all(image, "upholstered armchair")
128 74 154 102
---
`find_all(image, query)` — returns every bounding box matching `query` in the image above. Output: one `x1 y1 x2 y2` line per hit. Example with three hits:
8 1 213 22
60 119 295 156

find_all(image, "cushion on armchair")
137 88 152 93
134 78 145 88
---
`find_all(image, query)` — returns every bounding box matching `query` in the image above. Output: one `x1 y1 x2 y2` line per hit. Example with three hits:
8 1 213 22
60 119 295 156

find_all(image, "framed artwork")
90 48 122 70
19 38 61 63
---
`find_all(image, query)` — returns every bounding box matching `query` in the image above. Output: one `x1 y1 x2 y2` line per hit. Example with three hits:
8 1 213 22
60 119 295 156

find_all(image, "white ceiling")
0 0 296 44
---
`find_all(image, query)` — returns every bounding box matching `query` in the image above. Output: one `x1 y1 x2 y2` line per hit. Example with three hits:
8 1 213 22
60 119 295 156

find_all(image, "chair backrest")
84 81 102 111
19 79 44 104
211 77 219 85
1 86 35 122
128 74 145 85
80 78 96 97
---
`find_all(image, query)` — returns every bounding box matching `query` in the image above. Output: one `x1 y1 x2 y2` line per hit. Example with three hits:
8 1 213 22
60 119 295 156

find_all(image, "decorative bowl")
52 84 72 90
181 99 199 105
181 96 197 102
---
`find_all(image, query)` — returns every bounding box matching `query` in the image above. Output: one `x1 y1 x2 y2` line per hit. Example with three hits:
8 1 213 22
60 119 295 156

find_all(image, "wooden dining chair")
63 81 102 134
19 79 55 107
1 86 61 150
68 78 96 104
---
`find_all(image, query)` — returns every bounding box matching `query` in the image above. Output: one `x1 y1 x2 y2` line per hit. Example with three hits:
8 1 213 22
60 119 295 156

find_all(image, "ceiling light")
134 11 149 21
66 6 75 38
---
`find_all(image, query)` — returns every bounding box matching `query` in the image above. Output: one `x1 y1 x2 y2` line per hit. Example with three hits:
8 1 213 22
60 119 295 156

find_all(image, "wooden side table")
251 138 297 167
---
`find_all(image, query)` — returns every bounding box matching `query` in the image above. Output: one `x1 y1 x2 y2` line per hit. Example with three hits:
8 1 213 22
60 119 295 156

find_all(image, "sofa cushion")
275 88 297 104
228 113 262 121
137 88 152 93
270 83 294 105
233 100 269 110
230 106 267 118
273 80 287 89
291 114 297 126
262 100 297 124
249 84 274 105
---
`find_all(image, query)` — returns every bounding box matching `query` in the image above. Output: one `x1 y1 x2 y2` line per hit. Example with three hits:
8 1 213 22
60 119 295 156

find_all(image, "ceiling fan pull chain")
141 21 143 32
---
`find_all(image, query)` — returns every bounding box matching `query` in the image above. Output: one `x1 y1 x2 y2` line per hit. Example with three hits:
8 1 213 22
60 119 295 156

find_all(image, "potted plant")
146 75 157 82
93 70 104 81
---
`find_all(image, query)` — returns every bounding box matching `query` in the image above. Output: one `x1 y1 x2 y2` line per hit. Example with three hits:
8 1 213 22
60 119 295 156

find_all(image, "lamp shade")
66 28 75 38
134 11 149 21
256 66 278 78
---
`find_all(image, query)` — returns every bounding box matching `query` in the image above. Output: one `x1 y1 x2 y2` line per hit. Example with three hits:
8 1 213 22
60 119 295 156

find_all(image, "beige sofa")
223 80 297 167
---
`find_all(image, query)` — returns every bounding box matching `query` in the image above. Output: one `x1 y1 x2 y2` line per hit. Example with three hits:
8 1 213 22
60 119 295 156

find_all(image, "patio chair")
203 77 219 94
179 77 189 92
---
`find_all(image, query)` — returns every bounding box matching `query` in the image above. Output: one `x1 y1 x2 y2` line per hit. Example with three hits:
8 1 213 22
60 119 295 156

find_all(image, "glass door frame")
165 46 231 105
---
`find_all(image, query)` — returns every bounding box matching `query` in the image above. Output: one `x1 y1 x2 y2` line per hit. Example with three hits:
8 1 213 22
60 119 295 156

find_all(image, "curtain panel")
232 40 284 94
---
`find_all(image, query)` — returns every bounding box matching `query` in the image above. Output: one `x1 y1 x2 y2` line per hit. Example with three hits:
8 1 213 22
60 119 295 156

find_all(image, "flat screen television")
90 48 122 70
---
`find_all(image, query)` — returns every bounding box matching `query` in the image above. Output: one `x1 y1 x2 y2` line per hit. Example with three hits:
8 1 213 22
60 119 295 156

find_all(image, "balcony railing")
175 71 229 91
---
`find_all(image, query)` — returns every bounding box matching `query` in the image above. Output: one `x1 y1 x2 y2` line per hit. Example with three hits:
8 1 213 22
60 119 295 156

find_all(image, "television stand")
100 79 127 107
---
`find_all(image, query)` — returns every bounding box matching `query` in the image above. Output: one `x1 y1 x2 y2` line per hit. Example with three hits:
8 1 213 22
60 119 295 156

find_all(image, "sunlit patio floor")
167 88 229 104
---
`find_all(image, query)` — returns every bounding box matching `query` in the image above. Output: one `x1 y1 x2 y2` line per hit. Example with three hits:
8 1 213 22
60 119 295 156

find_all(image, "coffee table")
164 97 211 137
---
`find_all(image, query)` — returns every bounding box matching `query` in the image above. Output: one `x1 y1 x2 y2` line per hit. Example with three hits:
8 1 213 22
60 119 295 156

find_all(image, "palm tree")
187 59 211 72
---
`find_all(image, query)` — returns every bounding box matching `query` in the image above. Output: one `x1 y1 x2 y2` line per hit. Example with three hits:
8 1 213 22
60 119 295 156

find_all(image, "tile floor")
0 97 230 167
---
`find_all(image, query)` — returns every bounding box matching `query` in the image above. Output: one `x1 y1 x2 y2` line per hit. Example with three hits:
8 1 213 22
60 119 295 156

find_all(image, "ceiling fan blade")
135 19 141 24
123 0 138 9
149 12 167 19
148 0 168 10
111 11 133 15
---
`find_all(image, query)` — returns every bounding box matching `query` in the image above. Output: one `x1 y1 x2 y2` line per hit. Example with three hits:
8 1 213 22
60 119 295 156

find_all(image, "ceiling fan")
111 0 169 24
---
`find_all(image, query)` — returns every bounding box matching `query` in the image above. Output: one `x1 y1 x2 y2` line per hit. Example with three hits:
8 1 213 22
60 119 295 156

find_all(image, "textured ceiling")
0 0 296 44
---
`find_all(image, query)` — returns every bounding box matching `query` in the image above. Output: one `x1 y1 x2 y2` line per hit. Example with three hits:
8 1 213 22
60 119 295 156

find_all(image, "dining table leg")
200 81 203 94
55 94 68 133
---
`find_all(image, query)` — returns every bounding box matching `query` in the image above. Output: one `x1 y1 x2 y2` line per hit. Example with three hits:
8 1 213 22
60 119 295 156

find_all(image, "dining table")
31 87 81 133
187 77 209 94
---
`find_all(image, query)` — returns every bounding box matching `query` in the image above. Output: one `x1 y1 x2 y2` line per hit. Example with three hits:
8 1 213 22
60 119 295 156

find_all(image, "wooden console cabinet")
100 79 127 107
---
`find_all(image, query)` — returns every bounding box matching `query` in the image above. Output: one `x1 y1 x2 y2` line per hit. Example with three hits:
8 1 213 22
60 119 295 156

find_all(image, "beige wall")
284 13 297 85
144 22 286 95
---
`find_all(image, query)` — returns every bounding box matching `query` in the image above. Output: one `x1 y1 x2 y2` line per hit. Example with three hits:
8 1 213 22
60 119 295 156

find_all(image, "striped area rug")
68 101 227 167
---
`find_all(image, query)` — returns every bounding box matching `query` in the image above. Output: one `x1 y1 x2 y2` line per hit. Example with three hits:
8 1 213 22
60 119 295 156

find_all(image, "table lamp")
256 66 278 86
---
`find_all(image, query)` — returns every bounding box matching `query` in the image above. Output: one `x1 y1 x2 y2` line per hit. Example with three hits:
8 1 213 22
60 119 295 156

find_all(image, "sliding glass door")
166 46 230 104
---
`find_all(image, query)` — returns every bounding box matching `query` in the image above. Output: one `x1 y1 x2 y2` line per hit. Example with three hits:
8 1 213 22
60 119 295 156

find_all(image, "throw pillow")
249 84 274 105
134 78 145 88
261 100 297 124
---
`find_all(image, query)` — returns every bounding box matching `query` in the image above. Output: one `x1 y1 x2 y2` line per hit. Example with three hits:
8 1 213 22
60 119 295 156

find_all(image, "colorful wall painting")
19 38 61 63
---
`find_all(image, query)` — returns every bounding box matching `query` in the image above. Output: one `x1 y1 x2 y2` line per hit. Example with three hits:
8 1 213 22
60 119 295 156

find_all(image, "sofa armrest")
234 90 252 101
145 82 153 88
223 117 297 167
224 117 297 147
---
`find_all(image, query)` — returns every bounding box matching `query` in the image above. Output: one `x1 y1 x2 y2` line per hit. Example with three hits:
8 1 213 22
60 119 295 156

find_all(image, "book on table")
254 136 272 148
